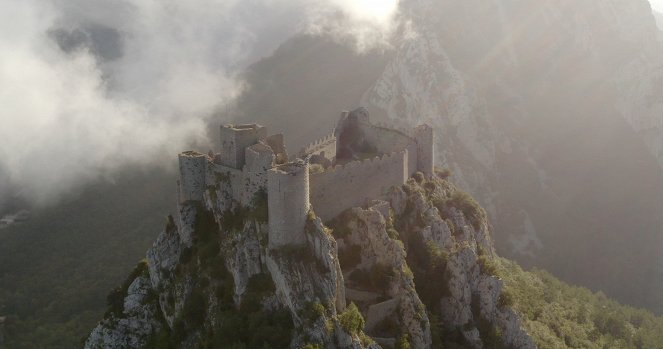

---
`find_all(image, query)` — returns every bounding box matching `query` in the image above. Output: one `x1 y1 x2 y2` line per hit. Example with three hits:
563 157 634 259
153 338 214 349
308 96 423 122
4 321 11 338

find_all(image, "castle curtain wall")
309 150 408 222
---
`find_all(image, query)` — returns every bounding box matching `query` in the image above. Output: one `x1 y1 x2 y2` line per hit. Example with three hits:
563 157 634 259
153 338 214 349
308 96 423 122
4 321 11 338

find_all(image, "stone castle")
177 107 434 248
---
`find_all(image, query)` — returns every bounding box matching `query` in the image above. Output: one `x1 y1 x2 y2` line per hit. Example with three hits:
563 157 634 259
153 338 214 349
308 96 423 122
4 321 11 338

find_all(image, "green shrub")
448 191 485 230
339 303 365 335
309 164 325 174
104 259 149 318
478 255 499 277
498 288 515 308
300 344 323 349
434 167 452 179
304 302 326 324
396 334 411 349
413 171 425 184
387 228 400 240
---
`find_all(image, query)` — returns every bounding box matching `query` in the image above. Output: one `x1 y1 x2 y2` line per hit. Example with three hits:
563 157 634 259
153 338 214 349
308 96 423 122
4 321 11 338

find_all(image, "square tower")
219 124 268 169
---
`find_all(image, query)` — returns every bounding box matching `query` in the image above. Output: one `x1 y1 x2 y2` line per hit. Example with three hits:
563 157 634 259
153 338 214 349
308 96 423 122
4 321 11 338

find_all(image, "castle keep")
177 107 434 248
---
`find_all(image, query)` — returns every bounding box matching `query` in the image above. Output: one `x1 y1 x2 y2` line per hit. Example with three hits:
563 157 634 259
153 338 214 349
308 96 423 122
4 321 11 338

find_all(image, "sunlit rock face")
363 0 663 313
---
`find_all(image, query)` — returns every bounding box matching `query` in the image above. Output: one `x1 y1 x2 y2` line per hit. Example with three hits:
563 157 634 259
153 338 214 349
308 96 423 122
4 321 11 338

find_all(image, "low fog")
0 0 398 207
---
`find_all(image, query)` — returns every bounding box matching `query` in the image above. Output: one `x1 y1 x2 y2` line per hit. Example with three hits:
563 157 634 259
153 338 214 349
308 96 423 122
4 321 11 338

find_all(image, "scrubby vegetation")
143 208 294 349
500 258 663 348
0 170 173 349
308 164 325 174
339 303 365 335
104 259 150 319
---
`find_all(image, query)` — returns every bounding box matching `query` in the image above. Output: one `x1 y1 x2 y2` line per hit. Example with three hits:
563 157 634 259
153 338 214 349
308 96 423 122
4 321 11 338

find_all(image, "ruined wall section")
266 134 288 164
310 150 408 222
298 133 337 161
359 122 414 155
178 151 208 203
219 124 267 169
268 161 311 248
359 122 422 176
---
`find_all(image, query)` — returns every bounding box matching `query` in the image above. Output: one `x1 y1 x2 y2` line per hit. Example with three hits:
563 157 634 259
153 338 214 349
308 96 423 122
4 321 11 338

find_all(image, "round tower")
267 160 310 248
178 151 207 203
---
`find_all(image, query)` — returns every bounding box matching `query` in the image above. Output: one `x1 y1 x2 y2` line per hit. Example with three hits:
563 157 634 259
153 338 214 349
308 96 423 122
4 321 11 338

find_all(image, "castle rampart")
309 150 408 222
268 161 311 248
177 106 435 247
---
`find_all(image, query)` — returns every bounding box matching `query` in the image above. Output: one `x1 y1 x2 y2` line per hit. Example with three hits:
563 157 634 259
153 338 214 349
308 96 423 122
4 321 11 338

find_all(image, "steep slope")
0 169 175 349
360 0 663 313
84 169 536 349
225 2 663 314
84 168 663 348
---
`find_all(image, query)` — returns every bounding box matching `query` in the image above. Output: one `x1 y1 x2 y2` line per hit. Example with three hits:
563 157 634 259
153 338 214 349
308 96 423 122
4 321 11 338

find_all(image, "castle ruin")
177 107 434 248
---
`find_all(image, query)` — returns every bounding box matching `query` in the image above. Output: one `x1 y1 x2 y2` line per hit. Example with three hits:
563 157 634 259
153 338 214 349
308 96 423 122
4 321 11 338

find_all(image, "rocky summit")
84 110 533 348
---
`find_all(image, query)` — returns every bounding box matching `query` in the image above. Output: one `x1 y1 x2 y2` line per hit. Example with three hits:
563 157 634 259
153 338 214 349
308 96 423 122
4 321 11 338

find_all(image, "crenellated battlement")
176 106 435 246
298 132 336 159
312 149 407 176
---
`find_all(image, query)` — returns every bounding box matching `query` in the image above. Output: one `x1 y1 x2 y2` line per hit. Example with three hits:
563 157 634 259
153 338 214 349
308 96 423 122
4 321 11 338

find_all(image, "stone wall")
359 122 430 177
205 164 264 211
245 143 275 173
360 123 414 155
178 151 207 203
310 150 408 222
268 161 311 248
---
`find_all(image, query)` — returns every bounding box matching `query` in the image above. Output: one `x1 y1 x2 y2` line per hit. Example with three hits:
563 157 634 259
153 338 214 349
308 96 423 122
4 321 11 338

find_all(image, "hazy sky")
650 0 663 12
0 0 399 206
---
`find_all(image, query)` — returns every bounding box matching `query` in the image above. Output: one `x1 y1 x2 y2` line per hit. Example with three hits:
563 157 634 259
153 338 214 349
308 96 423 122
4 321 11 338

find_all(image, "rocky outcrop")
387 177 535 349
85 163 534 349
335 205 432 348
85 274 162 349
360 0 663 315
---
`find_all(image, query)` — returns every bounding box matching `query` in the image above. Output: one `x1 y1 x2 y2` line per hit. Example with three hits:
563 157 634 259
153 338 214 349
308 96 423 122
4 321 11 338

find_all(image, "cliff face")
361 0 663 313
84 171 533 348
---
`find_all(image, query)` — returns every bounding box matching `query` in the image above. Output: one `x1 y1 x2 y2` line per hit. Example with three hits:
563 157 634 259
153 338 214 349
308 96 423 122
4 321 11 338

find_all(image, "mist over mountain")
230 0 663 314
0 0 398 206
654 10 663 30
4 0 663 347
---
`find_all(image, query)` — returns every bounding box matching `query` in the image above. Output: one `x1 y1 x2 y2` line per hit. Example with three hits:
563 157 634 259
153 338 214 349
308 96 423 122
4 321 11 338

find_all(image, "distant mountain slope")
230 35 392 151
81 167 663 348
0 169 175 349
229 1 663 315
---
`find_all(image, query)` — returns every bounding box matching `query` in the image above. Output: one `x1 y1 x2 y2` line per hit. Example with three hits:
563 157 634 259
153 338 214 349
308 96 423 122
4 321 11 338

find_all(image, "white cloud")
0 0 399 205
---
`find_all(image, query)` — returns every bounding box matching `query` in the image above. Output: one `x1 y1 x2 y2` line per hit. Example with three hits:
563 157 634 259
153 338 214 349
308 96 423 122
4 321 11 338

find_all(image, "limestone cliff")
361 0 663 314
84 170 534 349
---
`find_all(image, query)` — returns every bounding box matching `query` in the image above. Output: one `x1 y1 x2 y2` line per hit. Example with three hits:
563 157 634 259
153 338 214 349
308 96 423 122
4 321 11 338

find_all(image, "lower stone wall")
310 150 408 222
360 123 420 176
361 124 413 155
